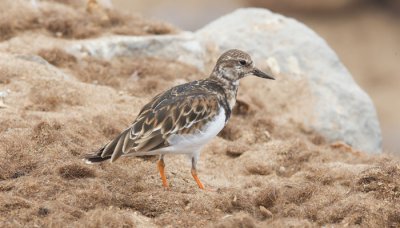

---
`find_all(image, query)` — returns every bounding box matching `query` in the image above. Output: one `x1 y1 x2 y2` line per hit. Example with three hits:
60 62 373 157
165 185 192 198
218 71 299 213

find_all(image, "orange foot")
191 168 205 190
157 159 169 189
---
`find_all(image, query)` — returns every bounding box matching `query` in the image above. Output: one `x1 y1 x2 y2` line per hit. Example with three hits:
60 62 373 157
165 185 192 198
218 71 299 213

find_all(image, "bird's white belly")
162 107 226 154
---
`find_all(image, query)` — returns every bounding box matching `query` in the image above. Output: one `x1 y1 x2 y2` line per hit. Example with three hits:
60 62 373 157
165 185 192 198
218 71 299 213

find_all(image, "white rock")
66 32 205 70
0 90 9 108
196 8 381 153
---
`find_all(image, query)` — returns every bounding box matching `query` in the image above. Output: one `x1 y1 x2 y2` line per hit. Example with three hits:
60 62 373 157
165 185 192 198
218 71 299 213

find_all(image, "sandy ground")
1 1 400 227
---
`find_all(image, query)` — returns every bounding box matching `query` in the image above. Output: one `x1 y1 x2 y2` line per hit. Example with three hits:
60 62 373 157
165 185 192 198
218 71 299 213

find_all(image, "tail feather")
101 133 120 157
110 129 130 162
84 128 131 164
84 151 111 164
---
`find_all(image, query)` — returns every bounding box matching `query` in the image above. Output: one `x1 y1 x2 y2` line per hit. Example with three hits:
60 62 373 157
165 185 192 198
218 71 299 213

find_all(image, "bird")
84 49 275 189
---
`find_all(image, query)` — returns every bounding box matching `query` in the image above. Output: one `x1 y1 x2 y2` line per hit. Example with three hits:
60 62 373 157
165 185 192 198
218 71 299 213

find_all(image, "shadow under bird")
84 49 275 189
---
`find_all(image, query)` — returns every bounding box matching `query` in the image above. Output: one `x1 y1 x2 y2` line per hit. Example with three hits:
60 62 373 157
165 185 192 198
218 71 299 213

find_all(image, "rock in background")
196 8 382 153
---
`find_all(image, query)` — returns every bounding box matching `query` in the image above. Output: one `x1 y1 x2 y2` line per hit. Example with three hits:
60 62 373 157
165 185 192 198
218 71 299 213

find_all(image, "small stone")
259 206 273 218
264 131 271 139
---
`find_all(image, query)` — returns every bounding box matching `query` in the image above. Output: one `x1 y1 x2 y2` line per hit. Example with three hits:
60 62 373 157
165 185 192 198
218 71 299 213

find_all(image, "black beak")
252 68 275 80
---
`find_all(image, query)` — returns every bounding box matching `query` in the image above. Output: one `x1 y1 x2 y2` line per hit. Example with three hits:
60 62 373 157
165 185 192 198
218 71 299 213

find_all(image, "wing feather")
121 94 220 156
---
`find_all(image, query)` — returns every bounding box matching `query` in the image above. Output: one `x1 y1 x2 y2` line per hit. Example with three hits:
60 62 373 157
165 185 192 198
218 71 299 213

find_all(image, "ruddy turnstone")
84 49 275 189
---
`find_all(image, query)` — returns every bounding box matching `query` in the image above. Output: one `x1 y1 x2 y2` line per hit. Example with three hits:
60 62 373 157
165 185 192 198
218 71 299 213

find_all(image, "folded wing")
97 90 220 162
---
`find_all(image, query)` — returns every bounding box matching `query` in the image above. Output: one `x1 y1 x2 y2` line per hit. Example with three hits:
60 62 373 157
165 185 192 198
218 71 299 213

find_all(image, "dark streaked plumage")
84 49 275 189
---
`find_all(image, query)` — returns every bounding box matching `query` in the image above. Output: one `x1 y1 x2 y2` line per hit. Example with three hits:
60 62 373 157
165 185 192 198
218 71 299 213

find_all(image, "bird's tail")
83 147 111 164
84 128 131 164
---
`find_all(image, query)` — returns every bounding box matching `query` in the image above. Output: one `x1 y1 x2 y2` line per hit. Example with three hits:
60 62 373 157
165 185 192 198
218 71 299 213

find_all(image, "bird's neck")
209 71 239 111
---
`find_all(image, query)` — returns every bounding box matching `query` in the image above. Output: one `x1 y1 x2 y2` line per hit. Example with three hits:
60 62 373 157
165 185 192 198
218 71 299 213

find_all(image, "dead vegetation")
0 0 177 42
0 1 399 227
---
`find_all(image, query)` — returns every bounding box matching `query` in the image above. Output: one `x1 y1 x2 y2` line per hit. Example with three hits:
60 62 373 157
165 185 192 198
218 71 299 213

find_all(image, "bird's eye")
239 60 247 66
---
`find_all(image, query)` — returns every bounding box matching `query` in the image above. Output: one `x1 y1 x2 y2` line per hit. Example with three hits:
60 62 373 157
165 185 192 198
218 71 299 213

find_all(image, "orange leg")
157 158 168 188
191 168 205 189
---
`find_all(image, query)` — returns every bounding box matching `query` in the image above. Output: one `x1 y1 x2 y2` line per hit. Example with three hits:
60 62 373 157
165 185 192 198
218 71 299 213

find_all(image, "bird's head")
211 49 275 82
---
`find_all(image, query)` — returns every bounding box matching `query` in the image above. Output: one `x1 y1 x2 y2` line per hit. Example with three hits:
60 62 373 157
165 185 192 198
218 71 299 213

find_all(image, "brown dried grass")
0 0 177 42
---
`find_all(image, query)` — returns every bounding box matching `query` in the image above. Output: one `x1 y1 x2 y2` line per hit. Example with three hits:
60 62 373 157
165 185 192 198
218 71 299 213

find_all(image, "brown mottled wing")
105 82 221 162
